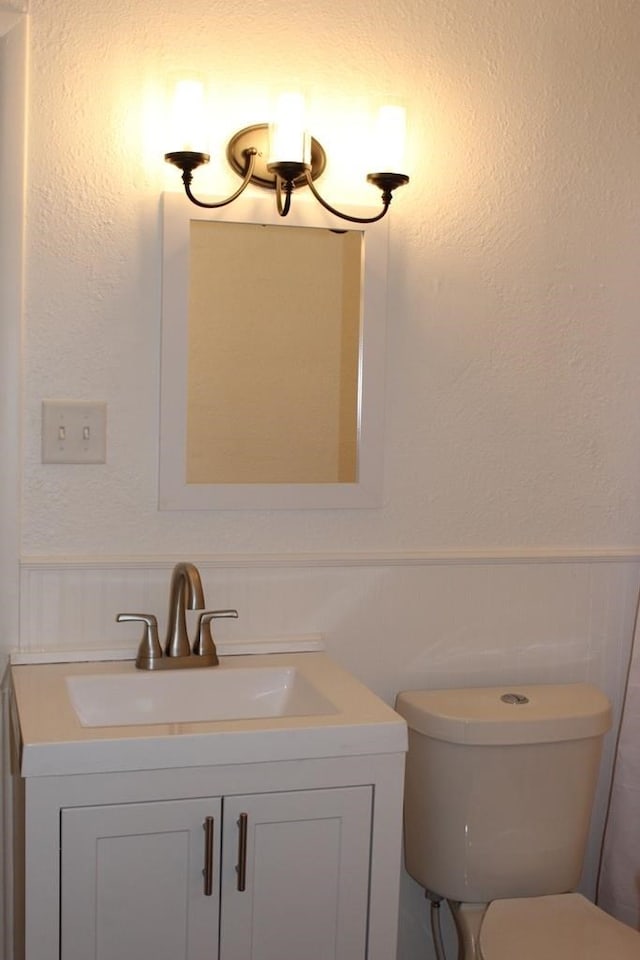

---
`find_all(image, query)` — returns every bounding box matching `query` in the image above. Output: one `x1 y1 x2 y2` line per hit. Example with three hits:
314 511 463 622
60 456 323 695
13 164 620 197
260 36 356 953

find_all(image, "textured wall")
0 10 26 648
21 0 640 555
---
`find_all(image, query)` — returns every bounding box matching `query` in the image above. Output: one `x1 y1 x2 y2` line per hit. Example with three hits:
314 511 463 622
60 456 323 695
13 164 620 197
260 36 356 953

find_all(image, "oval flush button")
500 693 530 705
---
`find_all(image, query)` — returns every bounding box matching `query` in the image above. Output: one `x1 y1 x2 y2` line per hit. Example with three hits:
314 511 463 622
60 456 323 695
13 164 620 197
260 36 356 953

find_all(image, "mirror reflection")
187 221 362 484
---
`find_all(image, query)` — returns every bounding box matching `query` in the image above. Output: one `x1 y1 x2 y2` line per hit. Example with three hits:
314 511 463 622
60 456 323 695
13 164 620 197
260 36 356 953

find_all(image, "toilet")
395 682 640 959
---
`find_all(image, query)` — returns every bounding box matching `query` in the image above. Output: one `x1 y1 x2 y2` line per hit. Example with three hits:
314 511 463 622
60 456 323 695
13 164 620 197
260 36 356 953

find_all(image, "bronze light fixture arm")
274 176 294 217
165 148 258 209
303 169 410 225
267 160 311 217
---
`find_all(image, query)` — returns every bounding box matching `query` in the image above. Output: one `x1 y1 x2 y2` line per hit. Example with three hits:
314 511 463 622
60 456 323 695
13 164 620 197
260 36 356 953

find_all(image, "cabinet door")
60 797 221 960
220 786 372 960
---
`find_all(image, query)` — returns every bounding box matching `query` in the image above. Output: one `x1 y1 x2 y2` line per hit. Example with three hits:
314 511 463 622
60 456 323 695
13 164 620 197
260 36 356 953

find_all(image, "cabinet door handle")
203 816 215 896
236 812 248 892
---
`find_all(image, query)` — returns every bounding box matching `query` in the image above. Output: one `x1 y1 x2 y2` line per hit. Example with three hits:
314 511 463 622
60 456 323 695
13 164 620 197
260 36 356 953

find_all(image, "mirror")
160 192 388 509
188 220 361 485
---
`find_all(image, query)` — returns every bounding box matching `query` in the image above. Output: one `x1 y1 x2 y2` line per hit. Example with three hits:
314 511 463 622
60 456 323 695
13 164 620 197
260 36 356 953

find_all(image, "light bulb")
268 92 310 165
371 105 406 173
168 78 207 153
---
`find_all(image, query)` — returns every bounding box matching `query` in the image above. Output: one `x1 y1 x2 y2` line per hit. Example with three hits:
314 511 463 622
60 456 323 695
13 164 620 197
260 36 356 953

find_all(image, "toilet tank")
395 683 611 903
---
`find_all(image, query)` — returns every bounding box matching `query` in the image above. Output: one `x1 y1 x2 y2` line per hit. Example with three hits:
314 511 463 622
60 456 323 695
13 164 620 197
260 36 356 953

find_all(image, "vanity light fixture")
164 88 410 225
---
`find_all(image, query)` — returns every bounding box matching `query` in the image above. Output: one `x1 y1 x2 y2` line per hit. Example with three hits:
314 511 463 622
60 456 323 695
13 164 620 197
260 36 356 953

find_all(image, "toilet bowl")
478 893 640 959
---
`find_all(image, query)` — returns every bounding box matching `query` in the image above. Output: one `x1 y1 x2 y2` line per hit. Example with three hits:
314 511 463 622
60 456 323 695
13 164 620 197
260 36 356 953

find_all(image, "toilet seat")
479 893 640 959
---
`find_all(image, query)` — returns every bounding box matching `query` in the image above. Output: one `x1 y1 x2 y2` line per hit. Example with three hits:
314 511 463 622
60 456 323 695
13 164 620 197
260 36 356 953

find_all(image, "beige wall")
6 1 640 957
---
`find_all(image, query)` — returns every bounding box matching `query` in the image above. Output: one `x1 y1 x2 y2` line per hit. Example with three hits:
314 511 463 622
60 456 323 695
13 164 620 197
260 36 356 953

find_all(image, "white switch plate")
42 400 107 464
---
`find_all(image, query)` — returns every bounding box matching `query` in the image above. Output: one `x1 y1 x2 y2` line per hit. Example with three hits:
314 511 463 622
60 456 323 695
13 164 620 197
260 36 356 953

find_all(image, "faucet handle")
193 609 239 663
116 613 162 670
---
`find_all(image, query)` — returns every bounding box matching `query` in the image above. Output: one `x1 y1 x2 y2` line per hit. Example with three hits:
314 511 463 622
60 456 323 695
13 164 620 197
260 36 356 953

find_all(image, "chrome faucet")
116 561 238 670
165 561 205 658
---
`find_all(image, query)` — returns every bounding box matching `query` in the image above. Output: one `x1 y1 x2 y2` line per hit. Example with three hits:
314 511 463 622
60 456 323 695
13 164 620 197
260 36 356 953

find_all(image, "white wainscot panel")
17 552 640 905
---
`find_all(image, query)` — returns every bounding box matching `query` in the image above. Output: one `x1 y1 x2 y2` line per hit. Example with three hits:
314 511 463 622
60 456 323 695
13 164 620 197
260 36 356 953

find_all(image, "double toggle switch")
41 399 107 463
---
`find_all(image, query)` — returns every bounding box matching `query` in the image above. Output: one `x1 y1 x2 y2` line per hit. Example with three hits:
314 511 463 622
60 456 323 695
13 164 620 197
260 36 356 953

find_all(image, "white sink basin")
12 651 408 776
66 664 338 728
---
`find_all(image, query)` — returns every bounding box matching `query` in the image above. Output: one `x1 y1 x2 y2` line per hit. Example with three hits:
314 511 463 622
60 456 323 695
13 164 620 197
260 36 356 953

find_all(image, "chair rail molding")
18 546 640 571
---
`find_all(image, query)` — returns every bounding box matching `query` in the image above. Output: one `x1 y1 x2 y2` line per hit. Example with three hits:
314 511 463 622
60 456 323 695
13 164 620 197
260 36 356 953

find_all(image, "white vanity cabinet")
59 786 372 960
9 653 407 960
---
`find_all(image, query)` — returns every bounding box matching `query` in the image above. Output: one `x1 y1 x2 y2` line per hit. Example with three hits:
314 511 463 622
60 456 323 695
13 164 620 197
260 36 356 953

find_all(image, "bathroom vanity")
8 649 407 960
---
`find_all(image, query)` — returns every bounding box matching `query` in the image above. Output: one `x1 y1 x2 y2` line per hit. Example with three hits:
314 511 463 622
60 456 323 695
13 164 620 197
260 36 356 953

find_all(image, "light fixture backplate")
226 123 326 189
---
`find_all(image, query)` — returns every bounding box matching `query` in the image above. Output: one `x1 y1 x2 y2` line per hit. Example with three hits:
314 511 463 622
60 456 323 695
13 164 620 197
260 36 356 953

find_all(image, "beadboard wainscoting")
16 549 640 956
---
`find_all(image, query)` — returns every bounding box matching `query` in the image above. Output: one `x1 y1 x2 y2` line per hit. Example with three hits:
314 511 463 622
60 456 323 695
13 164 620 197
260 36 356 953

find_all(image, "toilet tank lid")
394 683 611 745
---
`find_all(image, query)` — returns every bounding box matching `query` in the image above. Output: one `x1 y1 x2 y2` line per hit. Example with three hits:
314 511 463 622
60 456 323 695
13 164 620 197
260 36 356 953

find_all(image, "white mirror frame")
159 191 389 510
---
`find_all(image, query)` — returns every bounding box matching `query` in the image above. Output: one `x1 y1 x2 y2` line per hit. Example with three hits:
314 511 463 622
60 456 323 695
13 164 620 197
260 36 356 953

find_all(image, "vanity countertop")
10 652 407 778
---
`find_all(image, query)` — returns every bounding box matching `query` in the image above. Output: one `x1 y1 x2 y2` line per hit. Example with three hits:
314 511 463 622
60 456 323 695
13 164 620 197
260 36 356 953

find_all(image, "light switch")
42 400 107 464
